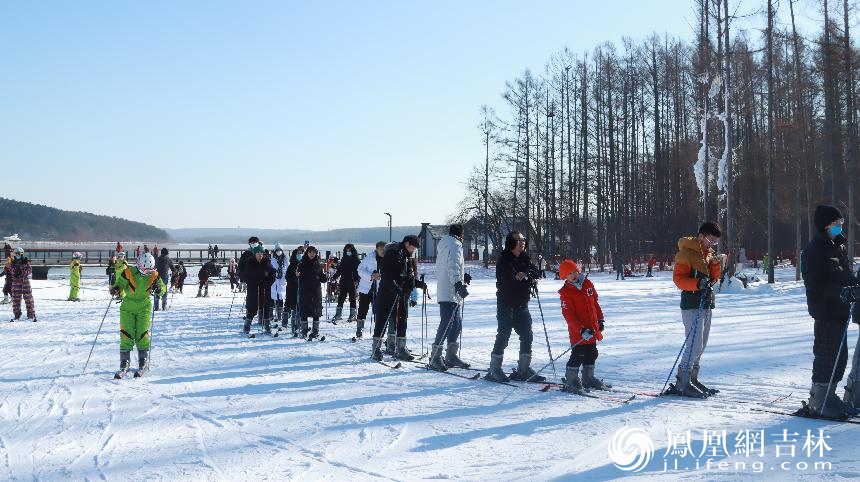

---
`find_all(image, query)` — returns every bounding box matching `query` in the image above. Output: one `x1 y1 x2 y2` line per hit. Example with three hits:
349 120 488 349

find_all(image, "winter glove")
454 281 469 299
598 320 605 332
463 273 472 285
109 286 119 296
697 278 712 290
580 328 594 341
840 285 860 304
414 279 427 290
409 299 418 308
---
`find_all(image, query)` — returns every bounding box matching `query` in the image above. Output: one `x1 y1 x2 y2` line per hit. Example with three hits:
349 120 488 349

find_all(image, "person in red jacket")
558 259 608 394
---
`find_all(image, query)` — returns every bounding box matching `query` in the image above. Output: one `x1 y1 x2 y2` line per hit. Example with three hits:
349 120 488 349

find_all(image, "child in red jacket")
558 259 609 394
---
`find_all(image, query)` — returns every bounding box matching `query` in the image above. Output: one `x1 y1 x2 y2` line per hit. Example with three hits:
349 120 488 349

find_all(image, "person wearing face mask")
428 224 472 372
801 205 859 419
330 243 360 322
296 246 327 339
241 244 276 336
8 247 37 322
371 235 426 361
270 243 289 327
667 222 722 398
285 247 305 336
237 236 261 284
355 241 385 340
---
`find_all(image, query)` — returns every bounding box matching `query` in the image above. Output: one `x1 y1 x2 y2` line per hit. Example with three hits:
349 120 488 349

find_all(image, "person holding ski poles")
240 244 275 335
285 246 304 336
668 221 722 398
429 224 472 372
801 205 859 419
558 259 608 394
109 252 165 378
68 252 82 301
331 243 360 322
228 258 240 292
270 243 288 327
296 246 327 339
484 231 542 382
172 261 187 293
355 241 385 340
154 248 175 311
370 235 425 362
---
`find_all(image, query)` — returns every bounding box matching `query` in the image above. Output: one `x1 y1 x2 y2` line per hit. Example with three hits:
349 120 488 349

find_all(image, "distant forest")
0 198 169 242
166 227 419 244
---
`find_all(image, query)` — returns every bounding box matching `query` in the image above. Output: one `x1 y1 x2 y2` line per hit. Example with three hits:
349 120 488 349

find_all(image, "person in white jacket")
429 224 472 371
270 243 288 325
355 241 385 339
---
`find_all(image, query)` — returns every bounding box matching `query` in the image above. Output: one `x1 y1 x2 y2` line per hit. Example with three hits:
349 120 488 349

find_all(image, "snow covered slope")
1 267 858 480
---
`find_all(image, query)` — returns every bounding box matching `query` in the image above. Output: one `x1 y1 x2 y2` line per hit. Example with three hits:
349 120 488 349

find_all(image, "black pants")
337 283 357 309
245 285 271 321
813 318 849 384
2 276 10 296
357 291 374 320
567 344 598 368
373 290 407 338
491 303 533 356
434 301 462 345
230 274 239 290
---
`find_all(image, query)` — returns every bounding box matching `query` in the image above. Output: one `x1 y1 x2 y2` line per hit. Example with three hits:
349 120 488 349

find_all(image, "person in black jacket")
801 205 859 419
331 243 360 322
371 235 426 361
296 246 327 339
172 261 187 293
153 248 175 311
485 231 542 383
237 236 261 283
241 245 276 335
285 246 304 336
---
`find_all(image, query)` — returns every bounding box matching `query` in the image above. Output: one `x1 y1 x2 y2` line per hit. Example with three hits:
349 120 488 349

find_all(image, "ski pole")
660 287 708 395
498 341 583 406
227 289 238 325
822 318 850 414
421 281 426 356
532 285 557 379
459 298 465 359
82 296 115 374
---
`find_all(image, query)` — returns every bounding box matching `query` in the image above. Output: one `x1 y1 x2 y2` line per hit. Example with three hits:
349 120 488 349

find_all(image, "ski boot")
445 342 470 369
428 344 447 371
331 307 343 322
582 364 611 390
355 319 365 339
808 382 853 420
347 308 357 323
115 351 131 379
9 317 19 322
691 365 719 395
0 294 9 305
843 378 860 416
161 299 167 311
263 316 272 335
134 349 149 377
301 320 309 339
242 316 252 335
371 337 383 361
484 353 510 382
394 337 415 361
384 334 396 356
669 370 708 398
509 352 545 382
309 320 320 339
561 365 586 395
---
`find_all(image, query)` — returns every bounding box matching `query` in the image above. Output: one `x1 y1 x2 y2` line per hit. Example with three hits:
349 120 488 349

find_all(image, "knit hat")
559 259 581 279
252 244 265 254
814 205 842 233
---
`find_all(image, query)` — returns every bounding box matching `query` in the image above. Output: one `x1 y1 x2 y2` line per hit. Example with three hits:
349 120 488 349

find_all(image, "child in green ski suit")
68 253 82 301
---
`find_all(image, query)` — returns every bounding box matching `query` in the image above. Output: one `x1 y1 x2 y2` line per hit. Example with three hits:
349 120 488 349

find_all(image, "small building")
417 223 478 261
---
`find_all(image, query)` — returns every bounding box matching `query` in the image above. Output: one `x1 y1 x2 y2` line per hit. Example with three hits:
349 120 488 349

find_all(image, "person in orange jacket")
558 259 609 394
669 221 722 398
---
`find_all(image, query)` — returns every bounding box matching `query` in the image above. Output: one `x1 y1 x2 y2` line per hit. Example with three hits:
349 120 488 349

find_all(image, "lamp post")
384 212 392 242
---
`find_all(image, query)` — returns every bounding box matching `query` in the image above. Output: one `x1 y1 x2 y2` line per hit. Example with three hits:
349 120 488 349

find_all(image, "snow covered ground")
1 265 859 481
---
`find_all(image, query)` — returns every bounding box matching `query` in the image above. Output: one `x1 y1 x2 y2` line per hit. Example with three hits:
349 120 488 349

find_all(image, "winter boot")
263 316 272 334
428 344 447 371
445 342 471 369
348 308 357 323
673 370 708 398
134 349 149 377
0 294 9 304
161 298 167 311
582 364 611 390
484 353 510 382
309 320 320 339
561 365 586 394
510 352 545 382
355 319 365 339
384 333 396 355
301 320 309 338
808 382 853 420
242 316 252 335
843 378 860 415
115 351 131 379
395 337 415 361
691 365 718 395
153 303 160 312
371 337 383 361
332 306 343 322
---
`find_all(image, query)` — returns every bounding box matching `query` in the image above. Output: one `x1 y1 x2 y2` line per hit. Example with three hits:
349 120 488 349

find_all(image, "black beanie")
814 205 842 233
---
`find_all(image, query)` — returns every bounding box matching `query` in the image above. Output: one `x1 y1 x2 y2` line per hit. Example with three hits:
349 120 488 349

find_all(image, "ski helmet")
137 253 156 273
13 247 24 257
116 251 127 259
72 252 82 259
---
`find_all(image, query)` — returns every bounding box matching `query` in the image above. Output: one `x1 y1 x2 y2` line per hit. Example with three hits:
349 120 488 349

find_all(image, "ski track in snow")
1 266 859 480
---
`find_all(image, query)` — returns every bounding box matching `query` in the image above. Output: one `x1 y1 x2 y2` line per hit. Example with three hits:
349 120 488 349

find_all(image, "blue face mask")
296 254 303 261
828 225 843 237
346 252 353 256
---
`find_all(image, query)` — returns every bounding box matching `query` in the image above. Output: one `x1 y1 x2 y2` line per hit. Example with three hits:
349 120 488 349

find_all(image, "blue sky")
0 1 820 230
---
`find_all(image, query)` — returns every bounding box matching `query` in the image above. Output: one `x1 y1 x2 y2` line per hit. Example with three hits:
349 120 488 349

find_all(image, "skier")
270 243 288 326
285 247 304 336
241 244 275 335
558 260 608 394
356 241 385 340
135 245 141 258
106 256 117 289
172 261 187 293
428 224 472 371
153 248 175 311
237 236 261 293
109 252 166 378
68 252 82 301
485 231 541 382
370 235 425 362
227 258 239 292
669 222 722 398
613 251 625 281
8 248 36 322
112 252 128 300
196 262 211 297
330 243 360 322
297 246 327 338
801 205 858 419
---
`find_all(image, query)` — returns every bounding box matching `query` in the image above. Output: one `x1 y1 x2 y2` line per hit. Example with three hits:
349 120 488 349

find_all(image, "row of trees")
456 0 859 281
